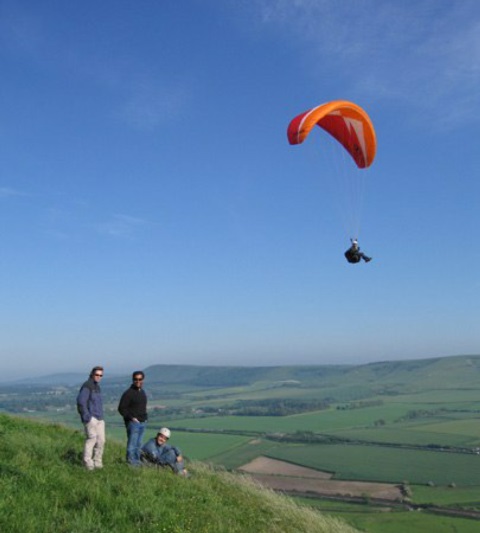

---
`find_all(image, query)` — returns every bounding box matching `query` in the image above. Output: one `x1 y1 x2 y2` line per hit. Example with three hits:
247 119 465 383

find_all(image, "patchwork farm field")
192 435 480 486
238 456 403 500
413 419 480 442
164 402 439 433
412 484 480 506
305 503 480 533
324 419 480 447
4 355 480 532
265 443 480 486
165 404 480 447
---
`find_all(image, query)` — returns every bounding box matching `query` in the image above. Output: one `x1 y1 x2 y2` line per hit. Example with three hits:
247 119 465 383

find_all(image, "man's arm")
118 390 131 419
76 386 91 423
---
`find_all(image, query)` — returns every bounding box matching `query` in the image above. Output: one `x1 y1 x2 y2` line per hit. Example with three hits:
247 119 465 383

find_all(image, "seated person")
141 427 189 476
345 239 372 264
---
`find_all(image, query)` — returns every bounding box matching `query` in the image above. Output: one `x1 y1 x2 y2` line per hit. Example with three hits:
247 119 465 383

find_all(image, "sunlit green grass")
0 414 359 533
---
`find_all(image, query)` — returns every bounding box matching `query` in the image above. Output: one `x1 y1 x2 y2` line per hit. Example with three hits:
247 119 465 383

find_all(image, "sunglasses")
133 378 144 382
94 373 103 377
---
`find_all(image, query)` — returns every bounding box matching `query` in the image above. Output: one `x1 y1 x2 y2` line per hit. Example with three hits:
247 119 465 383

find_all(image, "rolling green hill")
142 354 480 392
0 414 358 533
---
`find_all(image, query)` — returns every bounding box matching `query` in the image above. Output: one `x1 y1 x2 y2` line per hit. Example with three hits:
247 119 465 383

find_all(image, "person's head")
351 240 358 249
132 370 145 388
90 366 104 382
156 427 171 444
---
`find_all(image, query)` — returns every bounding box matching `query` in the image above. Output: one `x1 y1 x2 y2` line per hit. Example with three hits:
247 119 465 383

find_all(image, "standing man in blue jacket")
76 366 105 470
118 370 148 466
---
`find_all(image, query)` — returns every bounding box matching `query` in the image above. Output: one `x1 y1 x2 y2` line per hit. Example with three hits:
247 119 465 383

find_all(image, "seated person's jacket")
141 438 181 465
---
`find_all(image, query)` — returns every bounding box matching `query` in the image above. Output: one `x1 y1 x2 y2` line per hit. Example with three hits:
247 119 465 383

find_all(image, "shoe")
364 257 372 263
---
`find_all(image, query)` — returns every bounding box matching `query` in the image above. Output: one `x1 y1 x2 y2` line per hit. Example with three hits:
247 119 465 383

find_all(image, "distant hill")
143 354 480 391
11 372 86 386
10 371 127 387
8 354 480 393
144 363 349 387
0 413 358 533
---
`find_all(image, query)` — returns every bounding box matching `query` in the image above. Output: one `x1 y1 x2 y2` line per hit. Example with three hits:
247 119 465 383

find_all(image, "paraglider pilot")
345 239 372 264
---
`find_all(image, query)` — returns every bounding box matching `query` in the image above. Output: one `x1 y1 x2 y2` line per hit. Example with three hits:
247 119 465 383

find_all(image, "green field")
266 443 480 486
388 388 480 404
328 508 479 533
411 484 480 507
413 419 480 442
5 355 480 532
299 498 480 533
207 439 279 469
164 403 480 439
164 402 432 433
325 423 479 447
21 408 480 488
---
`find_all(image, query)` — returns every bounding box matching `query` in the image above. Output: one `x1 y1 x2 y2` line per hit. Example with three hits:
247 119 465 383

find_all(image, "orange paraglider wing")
287 100 376 169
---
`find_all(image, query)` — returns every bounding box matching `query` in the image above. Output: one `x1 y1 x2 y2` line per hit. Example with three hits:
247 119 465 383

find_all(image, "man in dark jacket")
141 427 189 476
118 370 148 465
76 366 105 470
345 239 372 264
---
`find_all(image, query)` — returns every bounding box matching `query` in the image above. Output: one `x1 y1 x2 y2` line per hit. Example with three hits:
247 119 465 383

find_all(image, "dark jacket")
76 378 104 424
118 385 148 424
345 246 361 263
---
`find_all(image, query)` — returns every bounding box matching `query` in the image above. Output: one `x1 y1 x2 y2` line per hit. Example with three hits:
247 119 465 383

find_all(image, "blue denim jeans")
158 449 185 474
126 421 146 465
141 448 186 474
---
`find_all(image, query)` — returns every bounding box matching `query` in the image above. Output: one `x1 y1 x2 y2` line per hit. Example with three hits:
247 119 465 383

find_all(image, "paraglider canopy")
287 100 377 169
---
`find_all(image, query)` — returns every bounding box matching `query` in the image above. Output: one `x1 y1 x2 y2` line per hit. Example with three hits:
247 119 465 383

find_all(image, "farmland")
2 354 480 532
262 443 479 486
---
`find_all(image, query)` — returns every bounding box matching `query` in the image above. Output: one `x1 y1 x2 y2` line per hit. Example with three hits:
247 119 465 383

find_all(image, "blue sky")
1 0 479 379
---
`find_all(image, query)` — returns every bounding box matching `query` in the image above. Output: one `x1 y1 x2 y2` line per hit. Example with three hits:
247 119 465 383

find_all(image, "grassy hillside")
0 414 358 533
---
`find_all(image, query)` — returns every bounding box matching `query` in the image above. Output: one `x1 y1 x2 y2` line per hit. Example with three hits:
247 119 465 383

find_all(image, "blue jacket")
76 379 104 424
141 438 181 466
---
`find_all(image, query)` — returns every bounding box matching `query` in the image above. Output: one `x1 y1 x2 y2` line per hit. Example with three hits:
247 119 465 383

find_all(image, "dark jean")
126 421 146 465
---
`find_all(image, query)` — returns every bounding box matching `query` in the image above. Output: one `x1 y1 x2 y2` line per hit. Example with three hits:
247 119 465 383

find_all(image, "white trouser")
83 417 105 469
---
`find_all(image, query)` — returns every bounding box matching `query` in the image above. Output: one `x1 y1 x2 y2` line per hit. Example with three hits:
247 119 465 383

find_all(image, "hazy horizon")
5 351 479 384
